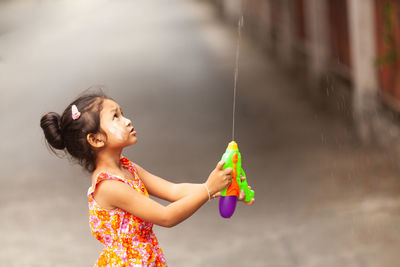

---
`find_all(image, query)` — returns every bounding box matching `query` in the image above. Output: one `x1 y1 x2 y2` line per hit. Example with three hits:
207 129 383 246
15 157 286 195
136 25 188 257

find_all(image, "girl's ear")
87 133 106 148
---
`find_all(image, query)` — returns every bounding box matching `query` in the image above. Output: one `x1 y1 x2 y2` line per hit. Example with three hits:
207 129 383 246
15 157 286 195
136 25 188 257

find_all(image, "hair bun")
40 112 66 150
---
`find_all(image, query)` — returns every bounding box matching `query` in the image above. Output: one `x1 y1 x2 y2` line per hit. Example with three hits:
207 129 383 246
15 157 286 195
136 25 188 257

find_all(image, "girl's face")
100 99 137 149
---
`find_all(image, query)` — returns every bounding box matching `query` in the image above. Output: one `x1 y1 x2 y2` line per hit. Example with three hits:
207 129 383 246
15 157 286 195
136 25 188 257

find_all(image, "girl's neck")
95 148 124 172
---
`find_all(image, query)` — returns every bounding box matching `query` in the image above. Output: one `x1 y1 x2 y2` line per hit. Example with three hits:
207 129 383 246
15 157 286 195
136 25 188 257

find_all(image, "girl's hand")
205 161 232 195
238 175 255 205
211 175 255 205
211 191 221 199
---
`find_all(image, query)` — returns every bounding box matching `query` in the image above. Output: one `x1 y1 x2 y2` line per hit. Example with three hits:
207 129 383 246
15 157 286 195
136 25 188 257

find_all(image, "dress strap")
87 172 129 198
120 155 138 174
120 156 149 196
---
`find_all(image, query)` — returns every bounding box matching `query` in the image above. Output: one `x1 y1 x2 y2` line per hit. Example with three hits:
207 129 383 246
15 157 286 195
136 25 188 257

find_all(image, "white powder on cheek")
109 122 124 140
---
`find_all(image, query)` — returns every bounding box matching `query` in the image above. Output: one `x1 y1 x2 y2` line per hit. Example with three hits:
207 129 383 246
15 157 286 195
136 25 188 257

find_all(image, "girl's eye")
113 114 118 119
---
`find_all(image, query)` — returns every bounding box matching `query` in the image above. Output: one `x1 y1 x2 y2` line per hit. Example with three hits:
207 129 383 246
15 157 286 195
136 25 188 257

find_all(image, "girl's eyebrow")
110 106 121 113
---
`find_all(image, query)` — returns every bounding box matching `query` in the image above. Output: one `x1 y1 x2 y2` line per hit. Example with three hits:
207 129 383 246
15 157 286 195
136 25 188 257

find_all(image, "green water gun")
219 141 255 218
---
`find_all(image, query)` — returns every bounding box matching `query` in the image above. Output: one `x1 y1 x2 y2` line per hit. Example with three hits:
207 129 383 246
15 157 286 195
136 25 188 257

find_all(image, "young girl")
40 91 254 266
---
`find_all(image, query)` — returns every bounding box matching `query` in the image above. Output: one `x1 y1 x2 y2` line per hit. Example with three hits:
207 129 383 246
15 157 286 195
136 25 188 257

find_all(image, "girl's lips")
130 128 136 135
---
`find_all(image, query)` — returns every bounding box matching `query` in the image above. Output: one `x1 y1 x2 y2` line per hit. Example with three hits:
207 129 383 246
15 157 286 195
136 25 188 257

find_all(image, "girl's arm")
93 161 232 228
136 165 255 204
135 164 208 202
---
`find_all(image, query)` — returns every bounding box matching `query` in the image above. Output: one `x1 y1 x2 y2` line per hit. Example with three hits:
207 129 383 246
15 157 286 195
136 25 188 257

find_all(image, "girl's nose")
126 118 132 127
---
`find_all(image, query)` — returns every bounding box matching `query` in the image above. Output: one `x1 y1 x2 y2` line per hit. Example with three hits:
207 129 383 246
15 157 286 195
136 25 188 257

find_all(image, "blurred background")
1 0 400 266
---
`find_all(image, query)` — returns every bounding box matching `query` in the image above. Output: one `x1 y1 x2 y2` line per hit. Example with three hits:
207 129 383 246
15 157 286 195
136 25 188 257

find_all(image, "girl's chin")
129 138 138 145
116 139 137 149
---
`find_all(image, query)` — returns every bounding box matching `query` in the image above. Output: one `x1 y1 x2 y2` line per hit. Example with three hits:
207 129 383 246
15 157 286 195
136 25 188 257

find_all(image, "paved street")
1 0 400 266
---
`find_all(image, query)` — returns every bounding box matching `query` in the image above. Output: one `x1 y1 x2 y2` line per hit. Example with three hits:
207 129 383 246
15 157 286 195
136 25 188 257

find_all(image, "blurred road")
1 0 400 266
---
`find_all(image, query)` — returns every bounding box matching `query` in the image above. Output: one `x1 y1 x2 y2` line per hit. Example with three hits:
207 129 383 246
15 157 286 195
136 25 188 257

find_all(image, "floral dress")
87 156 167 267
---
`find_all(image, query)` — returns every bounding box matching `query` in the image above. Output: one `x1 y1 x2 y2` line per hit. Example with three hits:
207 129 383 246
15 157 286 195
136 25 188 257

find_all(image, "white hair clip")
71 105 81 120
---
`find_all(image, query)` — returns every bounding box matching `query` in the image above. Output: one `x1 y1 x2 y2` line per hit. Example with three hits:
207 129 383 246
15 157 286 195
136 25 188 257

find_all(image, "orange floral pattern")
88 156 167 266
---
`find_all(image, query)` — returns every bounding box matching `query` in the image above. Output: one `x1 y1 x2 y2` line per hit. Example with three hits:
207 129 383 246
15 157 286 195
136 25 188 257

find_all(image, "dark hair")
40 90 111 172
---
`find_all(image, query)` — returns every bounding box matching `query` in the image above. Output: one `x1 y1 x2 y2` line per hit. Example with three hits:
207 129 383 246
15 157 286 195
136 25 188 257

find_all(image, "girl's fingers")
238 190 255 205
224 167 233 175
245 198 255 205
226 174 233 183
216 161 225 170
238 190 245 201
212 192 221 199
240 176 253 190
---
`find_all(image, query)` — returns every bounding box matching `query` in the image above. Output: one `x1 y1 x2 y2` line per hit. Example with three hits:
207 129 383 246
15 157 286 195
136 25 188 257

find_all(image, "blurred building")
210 0 400 146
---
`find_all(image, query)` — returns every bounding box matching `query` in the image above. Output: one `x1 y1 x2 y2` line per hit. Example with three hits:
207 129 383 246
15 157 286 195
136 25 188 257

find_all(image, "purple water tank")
219 196 237 218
